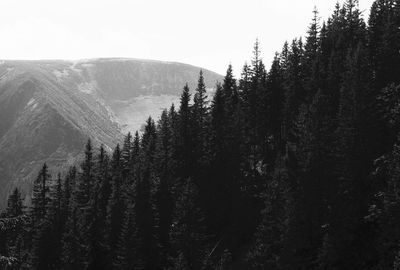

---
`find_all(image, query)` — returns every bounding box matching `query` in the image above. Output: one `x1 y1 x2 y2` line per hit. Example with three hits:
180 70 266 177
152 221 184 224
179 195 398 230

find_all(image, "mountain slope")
0 58 222 207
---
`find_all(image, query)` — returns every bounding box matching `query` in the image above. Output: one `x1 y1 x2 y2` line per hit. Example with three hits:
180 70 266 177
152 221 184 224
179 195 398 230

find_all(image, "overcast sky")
0 0 375 76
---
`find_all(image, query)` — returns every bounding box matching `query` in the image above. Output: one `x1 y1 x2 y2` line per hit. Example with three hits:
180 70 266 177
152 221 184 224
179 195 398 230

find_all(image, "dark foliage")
3 1 400 269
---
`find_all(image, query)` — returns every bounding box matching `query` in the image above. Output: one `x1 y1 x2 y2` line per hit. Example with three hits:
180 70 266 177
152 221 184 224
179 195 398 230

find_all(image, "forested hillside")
2 0 400 269
0 58 221 209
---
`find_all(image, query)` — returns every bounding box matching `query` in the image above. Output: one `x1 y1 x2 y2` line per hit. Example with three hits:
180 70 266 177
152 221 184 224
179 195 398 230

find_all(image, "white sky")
0 0 375 76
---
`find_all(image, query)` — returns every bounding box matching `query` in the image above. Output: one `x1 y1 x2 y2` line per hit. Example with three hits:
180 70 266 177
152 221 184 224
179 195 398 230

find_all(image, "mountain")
0 58 222 208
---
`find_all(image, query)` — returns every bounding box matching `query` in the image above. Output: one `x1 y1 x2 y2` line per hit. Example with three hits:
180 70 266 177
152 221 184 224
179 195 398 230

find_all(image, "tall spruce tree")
177 84 193 180
88 145 111 270
29 163 51 269
155 109 174 266
107 144 125 264
192 70 209 173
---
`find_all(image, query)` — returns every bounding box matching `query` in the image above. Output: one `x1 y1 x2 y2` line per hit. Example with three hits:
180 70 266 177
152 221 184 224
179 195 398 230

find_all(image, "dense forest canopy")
2 0 400 269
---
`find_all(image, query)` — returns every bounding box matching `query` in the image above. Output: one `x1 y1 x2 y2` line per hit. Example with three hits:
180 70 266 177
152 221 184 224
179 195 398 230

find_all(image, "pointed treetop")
122 133 132 151
114 143 121 153
241 62 250 78
145 116 155 128
183 83 190 92
223 64 237 98
85 138 92 152
252 38 261 69
180 83 191 106
42 162 48 172
281 41 290 59
132 131 140 156
112 144 121 165
345 0 359 10
159 109 169 125
225 64 234 81
310 6 320 32
99 144 106 159
169 103 176 113
143 117 157 143
212 82 224 109
196 70 206 92
194 70 208 107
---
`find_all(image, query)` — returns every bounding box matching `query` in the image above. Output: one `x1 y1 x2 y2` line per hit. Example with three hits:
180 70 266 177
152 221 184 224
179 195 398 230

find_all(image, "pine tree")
141 117 157 166
107 144 125 264
240 40 268 176
155 109 174 266
71 139 95 268
30 163 51 222
60 166 79 268
61 166 76 223
303 7 321 102
192 70 209 171
77 139 95 207
193 70 209 135
207 82 233 233
88 145 111 270
131 117 160 269
266 53 285 156
44 173 64 269
29 163 51 269
177 84 193 179
121 132 132 180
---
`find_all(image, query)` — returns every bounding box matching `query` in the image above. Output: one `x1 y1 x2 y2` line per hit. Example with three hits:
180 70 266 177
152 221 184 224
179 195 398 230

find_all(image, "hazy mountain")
0 58 222 208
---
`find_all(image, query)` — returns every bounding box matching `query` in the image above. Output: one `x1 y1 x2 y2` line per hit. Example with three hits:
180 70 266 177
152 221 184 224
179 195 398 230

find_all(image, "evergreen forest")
2 0 400 269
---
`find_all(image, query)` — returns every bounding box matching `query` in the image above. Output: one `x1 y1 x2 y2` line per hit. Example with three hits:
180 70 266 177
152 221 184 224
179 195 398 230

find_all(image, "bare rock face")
0 58 222 208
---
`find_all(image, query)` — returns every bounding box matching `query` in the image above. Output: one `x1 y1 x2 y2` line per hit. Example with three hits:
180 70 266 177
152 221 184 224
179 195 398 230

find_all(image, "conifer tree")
193 70 209 134
77 139 95 207
155 109 174 265
303 7 321 102
71 139 95 268
132 117 160 269
60 166 78 268
121 132 132 180
266 53 285 155
192 70 209 170
30 163 51 222
88 145 111 270
107 144 125 263
207 82 232 232
43 173 64 269
177 84 193 179
29 163 51 269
